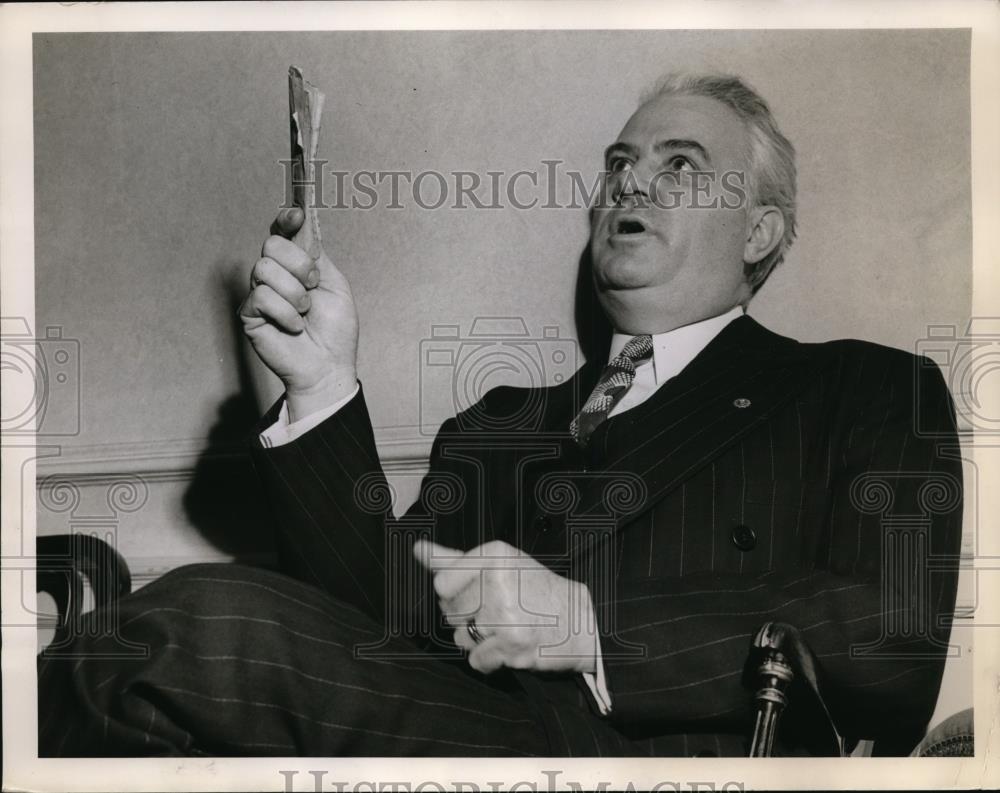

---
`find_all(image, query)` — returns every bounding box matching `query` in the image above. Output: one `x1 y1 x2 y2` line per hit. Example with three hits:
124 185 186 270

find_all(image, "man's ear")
744 205 784 266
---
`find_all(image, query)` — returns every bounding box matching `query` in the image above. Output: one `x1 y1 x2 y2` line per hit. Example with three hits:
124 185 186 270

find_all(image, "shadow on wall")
575 241 613 369
181 258 277 560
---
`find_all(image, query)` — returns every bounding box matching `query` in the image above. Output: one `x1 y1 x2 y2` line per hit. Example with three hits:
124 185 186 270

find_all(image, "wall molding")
34 425 434 483
33 426 978 482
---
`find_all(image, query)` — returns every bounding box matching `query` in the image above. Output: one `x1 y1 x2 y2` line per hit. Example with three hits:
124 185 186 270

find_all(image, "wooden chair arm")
36 533 132 629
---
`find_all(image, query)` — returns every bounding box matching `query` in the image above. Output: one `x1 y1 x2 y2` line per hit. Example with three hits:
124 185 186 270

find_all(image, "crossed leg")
37 563 635 757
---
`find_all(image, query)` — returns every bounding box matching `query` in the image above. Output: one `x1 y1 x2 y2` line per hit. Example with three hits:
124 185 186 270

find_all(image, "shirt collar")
608 305 745 385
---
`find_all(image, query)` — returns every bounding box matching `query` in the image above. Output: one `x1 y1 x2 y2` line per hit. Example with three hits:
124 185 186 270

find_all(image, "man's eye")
608 157 632 174
666 155 693 172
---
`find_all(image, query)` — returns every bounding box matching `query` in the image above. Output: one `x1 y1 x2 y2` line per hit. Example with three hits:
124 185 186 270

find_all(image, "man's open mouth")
613 216 647 235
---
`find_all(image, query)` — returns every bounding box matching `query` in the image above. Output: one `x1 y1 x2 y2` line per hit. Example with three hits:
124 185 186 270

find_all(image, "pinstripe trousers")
37 562 640 757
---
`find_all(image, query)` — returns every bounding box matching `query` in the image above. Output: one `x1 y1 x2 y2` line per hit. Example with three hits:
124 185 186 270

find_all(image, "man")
39 73 962 757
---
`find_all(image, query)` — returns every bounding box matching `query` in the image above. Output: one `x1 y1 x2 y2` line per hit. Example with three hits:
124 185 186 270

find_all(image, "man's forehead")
613 92 747 155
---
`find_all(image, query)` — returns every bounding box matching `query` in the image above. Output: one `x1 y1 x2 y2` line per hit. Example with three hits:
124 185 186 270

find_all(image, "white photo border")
2 2 998 791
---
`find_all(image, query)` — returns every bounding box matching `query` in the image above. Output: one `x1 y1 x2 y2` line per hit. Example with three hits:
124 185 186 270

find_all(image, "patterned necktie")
570 334 653 446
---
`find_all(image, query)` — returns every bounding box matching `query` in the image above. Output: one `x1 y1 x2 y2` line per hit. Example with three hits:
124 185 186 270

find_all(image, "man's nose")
613 160 655 206
618 190 645 209
615 177 651 210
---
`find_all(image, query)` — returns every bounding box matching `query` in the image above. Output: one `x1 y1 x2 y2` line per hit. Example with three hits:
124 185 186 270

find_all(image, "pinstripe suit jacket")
252 314 963 756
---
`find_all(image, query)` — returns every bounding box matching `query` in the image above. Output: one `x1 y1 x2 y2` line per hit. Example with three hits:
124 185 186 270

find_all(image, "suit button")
731 524 757 551
534 514 552 533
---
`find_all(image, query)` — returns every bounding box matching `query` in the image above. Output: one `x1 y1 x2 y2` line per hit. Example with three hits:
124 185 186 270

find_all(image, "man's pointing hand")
413 539 598 676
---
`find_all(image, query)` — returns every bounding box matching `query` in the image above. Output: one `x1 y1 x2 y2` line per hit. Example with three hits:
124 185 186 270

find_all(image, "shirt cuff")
582 636 613 715
258 383 360 448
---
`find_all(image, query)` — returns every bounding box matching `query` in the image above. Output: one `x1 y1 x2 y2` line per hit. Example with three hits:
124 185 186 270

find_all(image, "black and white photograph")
2 2 997 791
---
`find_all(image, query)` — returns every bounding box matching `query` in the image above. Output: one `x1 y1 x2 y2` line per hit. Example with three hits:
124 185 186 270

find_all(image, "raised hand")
240 207 359 421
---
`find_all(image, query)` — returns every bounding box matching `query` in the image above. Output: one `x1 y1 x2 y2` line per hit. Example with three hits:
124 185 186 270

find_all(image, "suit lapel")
570 315 820 531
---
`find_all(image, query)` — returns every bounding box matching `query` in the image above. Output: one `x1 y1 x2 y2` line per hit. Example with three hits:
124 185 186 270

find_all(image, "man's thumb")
271 206 305 239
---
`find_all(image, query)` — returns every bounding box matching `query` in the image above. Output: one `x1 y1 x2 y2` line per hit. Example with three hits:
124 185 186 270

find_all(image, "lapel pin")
733 397 751 409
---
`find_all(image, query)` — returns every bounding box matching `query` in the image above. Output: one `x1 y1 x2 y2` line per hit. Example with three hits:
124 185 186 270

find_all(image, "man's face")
590 92 753 333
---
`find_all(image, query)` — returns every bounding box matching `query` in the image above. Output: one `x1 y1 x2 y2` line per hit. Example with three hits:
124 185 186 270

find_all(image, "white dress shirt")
259 305 744 715
607 305 744 418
